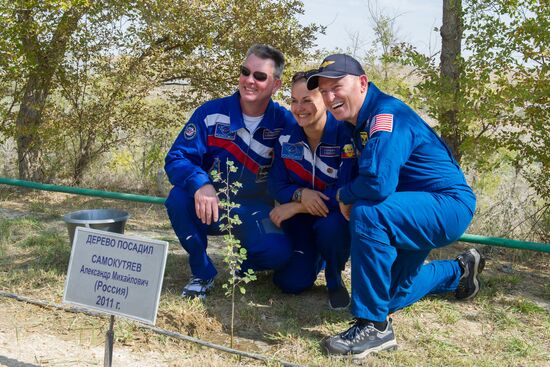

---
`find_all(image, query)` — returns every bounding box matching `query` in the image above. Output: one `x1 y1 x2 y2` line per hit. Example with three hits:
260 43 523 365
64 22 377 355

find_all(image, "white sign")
63 227 168 325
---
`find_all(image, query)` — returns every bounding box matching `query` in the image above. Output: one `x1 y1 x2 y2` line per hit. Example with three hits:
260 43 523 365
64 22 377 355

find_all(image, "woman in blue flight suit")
268 71 357 309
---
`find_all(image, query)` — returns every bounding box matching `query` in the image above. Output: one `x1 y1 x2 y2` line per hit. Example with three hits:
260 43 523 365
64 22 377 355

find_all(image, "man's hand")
194 184 219 225
301 188 330 217
270 202 300 227
339 202 352 221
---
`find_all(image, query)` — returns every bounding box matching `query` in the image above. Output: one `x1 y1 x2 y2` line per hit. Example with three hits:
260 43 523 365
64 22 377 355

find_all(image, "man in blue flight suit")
164 44 295 300
306 54 485 359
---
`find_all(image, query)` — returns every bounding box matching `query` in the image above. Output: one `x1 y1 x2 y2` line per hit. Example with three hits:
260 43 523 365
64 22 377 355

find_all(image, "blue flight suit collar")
228 91 279 133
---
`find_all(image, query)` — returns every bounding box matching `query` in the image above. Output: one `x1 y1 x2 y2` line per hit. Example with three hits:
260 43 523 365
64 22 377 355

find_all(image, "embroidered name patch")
263 128 282 140
184 123 197 140
214 123 236 140
319 146 340 157
281 143 304 160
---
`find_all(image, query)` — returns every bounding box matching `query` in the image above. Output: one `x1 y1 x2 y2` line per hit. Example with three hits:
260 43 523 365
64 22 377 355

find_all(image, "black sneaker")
323 318 397 359
328 284 350 310
455 249 485 300
181 276 214 300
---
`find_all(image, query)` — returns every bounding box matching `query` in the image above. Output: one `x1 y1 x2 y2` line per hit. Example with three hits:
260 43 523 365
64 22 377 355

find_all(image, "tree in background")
439 0 463 161
1 1 91 181
0 0 322 184
391 0 548 239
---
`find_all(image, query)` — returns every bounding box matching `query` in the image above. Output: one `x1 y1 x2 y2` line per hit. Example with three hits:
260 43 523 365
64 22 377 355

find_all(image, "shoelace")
341 319 372 340
189 277 208 287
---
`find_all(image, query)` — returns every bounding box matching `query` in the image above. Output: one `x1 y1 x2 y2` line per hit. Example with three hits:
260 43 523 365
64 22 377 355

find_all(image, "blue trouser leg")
350 187 475 322
386 252 461 313
232 201 293 272
165 188 293 281
273 211 351 294
273 214 322 294
165 186 217 280
313 211 351 290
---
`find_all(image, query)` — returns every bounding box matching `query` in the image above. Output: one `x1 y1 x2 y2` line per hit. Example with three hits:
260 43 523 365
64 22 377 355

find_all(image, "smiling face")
238 53 282 116
290 80 326 129
317 74 368 125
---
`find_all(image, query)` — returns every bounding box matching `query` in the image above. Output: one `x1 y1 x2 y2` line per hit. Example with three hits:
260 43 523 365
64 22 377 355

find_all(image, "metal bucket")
63 209 130 244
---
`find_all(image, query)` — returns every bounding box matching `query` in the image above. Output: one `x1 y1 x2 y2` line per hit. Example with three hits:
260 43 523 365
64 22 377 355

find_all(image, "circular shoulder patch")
184 123 197 140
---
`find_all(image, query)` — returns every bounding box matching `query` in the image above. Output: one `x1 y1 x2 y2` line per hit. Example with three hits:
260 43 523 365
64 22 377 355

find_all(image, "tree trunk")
16 75 47 181
440 0 463 162
15 7 86 181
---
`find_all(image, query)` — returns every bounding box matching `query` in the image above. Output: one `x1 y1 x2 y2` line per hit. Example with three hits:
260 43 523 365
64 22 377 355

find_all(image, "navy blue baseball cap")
307 54 366 90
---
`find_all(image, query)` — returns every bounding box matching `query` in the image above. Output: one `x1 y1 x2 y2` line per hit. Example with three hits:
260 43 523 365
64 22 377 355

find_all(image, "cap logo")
320 60 335 68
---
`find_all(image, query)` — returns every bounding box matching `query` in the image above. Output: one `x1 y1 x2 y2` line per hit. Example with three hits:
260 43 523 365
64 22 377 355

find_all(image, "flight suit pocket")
359 139 380 177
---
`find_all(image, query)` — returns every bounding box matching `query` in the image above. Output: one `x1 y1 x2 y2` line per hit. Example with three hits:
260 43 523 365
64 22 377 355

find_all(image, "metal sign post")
104 315 115 367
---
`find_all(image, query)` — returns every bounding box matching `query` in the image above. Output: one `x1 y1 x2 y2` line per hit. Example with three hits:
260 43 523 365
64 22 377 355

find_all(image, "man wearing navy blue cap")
307 54 485 359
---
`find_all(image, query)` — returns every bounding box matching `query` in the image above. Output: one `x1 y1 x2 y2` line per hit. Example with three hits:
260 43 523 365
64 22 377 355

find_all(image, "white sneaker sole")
464 249 481 300
352 339 398 360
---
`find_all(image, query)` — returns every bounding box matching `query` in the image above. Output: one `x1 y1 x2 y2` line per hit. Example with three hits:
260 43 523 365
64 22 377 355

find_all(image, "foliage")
0 0 322 182
210 159 256 348
390 0 549 215
463 0 549 200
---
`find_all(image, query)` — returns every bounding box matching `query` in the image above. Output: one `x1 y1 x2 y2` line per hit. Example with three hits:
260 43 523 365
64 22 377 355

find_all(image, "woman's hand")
301 188 329 217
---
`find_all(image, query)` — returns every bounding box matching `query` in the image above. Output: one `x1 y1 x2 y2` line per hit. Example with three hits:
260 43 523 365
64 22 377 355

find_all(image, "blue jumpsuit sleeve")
339 116 414 203
164 108 211 195
268 137 301 204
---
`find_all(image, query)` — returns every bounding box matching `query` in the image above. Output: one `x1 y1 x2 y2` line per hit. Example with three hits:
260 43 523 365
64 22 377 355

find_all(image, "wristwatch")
336 188 342 203
292 188 304 203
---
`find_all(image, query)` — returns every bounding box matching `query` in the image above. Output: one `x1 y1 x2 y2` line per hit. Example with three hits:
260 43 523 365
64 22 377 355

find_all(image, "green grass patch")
0 217 43 246
20 232 71 271
508 298 546 314
505 337 534 357
480 273 522 298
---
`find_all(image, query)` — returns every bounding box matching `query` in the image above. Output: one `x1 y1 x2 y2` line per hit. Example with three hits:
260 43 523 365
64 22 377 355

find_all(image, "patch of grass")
20 232 71 271
417 334 464 359
2 268 65 290
0 217 43 246
508 298 545 315
480 273 522 298
487 306 520 329
505 336 534 357
28 200 51 214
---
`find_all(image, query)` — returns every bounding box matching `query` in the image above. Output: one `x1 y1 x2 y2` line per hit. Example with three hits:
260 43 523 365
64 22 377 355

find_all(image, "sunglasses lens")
253 72 268 81
240 66 251 77
240 66 268 82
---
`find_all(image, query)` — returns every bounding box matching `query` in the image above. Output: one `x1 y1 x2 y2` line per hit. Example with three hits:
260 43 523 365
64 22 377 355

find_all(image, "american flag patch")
369 114 393 136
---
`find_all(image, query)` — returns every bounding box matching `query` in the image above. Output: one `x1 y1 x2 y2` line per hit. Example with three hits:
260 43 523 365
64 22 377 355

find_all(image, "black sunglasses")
240 66 268 82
